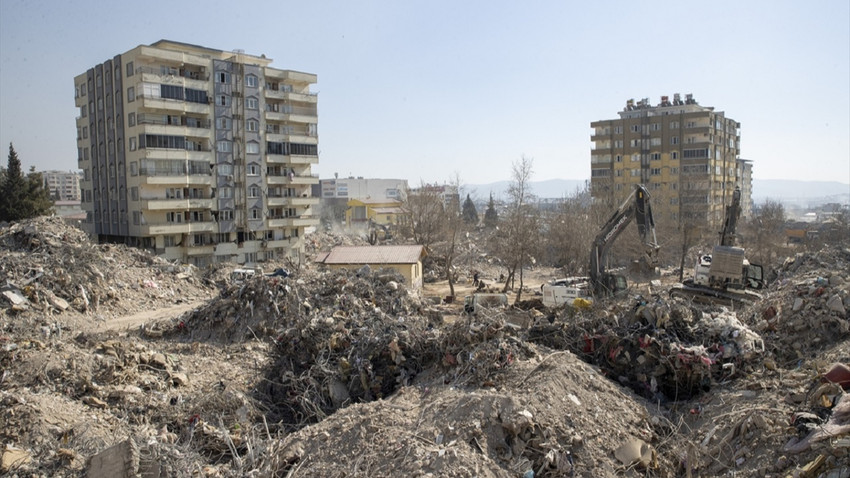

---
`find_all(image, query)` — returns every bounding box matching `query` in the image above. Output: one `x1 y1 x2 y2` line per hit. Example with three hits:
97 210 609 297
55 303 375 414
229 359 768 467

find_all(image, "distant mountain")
752 179 849 205
465 179 588 199
465 178 849 207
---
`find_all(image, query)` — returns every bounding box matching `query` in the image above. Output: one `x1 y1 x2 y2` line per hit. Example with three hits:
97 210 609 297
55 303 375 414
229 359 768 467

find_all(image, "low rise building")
316 245 426 289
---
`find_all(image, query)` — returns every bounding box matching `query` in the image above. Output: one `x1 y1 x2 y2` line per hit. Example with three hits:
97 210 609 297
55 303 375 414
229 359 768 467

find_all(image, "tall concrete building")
74 40 319 268
590 94 750 231
42 170 82 201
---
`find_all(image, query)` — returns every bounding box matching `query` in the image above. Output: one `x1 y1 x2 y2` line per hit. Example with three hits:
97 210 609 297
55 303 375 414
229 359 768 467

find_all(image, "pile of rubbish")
527 298 766 402
0 217 214 336
751 247 850 365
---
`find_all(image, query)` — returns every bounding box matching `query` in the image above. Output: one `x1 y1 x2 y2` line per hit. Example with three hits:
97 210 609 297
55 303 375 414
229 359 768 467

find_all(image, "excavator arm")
589 184 659 296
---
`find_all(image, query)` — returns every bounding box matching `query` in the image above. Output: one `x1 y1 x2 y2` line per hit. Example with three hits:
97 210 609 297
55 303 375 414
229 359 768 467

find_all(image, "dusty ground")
1 218 849 477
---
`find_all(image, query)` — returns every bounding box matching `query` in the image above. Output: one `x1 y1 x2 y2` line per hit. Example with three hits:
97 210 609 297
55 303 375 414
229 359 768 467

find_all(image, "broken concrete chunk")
827 295 846 314
614 438 656 469
82 396 108 409
171 372 189 387
1 445 32 473
1 289 27 306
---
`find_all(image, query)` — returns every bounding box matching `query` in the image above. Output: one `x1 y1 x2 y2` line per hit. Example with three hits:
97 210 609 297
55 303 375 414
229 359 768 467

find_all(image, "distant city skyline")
1 0 848 185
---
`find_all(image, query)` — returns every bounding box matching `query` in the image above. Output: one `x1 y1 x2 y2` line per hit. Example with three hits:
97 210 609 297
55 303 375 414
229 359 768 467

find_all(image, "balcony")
139 220 216 235
266 173 319 186
135 65 209 88
267 196 318 207
185 244 215 256
138 94 209 115
141 198 215 210
268 216 319 228
139 172 212 187
266 154 318 165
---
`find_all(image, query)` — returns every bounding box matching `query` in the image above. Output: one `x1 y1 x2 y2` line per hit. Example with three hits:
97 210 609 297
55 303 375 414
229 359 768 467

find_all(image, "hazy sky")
1 0 848 186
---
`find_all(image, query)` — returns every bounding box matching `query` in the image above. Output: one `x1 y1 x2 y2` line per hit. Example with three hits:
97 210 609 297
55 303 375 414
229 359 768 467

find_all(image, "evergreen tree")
0 143 53 222
23 166 54 218
461 194 479 225
483 193 498 228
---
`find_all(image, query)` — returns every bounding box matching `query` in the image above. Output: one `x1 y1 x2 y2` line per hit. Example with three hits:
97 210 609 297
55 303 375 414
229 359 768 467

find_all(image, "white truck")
541 277 593 308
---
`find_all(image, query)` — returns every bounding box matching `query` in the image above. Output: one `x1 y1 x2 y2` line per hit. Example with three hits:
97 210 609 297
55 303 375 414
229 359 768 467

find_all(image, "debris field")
1 216 849 477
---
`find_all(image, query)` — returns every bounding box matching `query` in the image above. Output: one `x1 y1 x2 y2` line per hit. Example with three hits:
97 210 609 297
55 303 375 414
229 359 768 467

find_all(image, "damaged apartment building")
74 40 319 267
590 94 753 232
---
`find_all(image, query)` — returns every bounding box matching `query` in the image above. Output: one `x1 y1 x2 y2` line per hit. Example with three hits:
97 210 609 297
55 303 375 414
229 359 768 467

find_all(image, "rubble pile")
273 350 673 477
527 299 766 401
751 246 850 365
0 217 214 335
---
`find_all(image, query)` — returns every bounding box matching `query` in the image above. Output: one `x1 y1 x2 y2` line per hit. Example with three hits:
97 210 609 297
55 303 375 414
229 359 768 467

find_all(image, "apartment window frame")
246 97 258 110
217 140 232 153
245 75 258 88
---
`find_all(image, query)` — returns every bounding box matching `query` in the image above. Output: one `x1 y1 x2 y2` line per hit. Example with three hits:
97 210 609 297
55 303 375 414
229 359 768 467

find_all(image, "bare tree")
542 183 595 275
400 182 445 253
441 175 464 297
493 156 540 301
745 199 787 266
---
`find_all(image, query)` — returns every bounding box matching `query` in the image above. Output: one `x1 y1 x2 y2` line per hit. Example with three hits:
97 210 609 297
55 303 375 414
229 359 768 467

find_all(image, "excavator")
670 187 765 305
542 184 659 306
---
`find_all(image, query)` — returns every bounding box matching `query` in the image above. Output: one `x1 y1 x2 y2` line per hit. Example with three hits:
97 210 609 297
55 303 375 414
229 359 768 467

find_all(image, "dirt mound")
0 216 215 337
275 350 671 477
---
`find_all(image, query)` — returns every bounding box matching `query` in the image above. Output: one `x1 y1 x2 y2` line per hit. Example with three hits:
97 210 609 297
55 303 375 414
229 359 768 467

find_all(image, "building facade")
42 170 82 201
590 94 749 231
74 40 319 268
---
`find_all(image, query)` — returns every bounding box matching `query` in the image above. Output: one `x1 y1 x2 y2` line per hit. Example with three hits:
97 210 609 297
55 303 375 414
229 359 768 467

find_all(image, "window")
127 87 135 102
131 187 139 200
630 125 640 133
246 119 258 132
217 95 230 106
615 155 622 162
670 167 679 174
219 187 233 198
129 138 137 151
245 75 257 87
650 137 661 146
246 142 260 154
126 62 134 77
630 169 641 177
631 154 640 162
161 84 183 100
613 140 623 148
650 153 661 160
130 162 138 175
672 151 678 159
614 126 622 134
246 97 258 109
82 126 88 139
652 123 660 131
185 88 208 104
217 71 230 84
217 141 232 152
133 211 140 225
591 169 610 177
670 121 679 129
216 117 232 130
650 168 661 176
247 164 259 175
248 187 260 198
683 148 709 159
671 136 679 145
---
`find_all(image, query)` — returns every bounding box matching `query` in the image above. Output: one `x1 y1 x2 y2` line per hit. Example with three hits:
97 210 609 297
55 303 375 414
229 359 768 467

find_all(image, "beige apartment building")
42 170 82 201
74 40 319 268
590 94 751 231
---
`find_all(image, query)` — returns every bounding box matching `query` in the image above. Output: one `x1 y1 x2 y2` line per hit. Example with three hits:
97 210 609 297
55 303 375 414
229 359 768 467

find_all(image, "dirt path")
93 299 209 333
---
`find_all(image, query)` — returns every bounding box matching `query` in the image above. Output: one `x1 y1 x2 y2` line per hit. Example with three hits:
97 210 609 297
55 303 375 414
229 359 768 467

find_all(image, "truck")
670 187 765 305
463 293 508 315
542 184 659 306
541 277 593 308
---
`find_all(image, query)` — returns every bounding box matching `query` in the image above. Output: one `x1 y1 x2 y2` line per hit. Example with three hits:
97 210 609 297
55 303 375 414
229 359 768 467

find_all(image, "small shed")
316 245 426 289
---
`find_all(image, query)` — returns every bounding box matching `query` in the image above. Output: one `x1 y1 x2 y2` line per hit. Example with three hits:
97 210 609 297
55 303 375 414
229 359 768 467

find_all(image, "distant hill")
465 179 587 199
466 178 849 207
752 179 849 206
